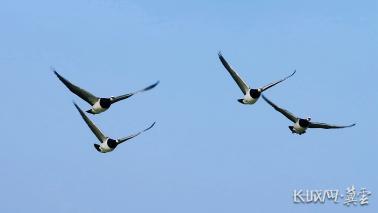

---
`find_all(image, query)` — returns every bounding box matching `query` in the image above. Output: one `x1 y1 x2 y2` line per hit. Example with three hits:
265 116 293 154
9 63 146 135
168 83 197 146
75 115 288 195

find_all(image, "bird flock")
53 52 356 153
54 70 158 153
217 52 356 135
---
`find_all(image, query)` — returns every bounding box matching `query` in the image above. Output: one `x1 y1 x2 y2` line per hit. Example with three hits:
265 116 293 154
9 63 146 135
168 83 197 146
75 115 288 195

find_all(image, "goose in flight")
73 102 155 153
54 70 159 114
262 95 356 135
218 52 296 104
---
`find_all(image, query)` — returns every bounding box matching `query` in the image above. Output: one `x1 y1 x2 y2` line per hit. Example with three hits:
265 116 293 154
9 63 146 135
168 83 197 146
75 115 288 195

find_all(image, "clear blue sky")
0 0 377 212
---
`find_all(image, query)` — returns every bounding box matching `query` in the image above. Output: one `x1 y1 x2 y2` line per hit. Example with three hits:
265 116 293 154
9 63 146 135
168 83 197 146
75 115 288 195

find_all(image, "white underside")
99 140 114 153
242 93 258 104
91 100 107 114
293 121 307 134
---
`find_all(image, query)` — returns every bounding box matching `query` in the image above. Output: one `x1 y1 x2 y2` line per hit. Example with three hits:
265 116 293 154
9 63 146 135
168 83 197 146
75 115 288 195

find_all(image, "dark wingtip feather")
285 70 296 80
73 101 86 116
72 101 82 113
218 51 225 61
50 66 57 73
72 101 78 108
52 69 66 82
52 69 59 76
51 67 63 80
144 122 156 132
144 81 160 91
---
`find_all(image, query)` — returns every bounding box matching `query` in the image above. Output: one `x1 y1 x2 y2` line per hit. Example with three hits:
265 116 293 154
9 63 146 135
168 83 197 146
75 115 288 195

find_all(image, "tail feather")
94 144 101 152
288 126 295 133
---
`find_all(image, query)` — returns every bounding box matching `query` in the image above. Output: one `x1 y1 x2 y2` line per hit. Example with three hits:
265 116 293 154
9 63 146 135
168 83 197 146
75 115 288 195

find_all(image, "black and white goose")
262 95 356 135
54 70 159 114
218 52 296 104
73 102 155 153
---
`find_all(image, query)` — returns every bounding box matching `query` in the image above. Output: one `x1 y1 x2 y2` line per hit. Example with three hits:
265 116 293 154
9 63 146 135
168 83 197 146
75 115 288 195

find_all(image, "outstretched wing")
260 70 296 92
262 95 298 123
54 70 99 105
218 52 249 94
73 102 107 143
117 122 156 144
309 122 356 129
111 81 160 104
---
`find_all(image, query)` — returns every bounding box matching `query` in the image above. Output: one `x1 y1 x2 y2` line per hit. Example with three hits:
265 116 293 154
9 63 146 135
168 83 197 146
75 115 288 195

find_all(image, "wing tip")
218 52 226 62
152 80 160 88
149 121 156 129
72 100 79 108
52 68 59 76
50 66 57 73
145 121 156 132
52 69 67 82
143 81 160 92
285 69 296 79
72 101 85 115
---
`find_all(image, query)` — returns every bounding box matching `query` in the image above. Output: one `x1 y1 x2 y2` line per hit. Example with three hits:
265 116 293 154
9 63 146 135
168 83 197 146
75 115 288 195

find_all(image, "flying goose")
218 52 296 104
73 102 155 153
262 95 356 135
54 70 159 114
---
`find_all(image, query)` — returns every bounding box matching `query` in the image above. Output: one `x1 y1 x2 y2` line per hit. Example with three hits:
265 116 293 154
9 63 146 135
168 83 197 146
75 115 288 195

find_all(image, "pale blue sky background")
0 0 377 212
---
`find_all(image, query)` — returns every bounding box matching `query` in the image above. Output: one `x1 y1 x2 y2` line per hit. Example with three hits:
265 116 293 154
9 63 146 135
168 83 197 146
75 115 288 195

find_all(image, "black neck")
249 89 261 99
99 98 112 109
298 119 310 128
107 138 118 149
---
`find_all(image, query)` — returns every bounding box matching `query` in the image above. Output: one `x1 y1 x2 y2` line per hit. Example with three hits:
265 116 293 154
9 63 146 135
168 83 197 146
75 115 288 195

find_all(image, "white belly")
243 94 258 104
92 101 107 114
293 122 307 134
99 142 114 153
